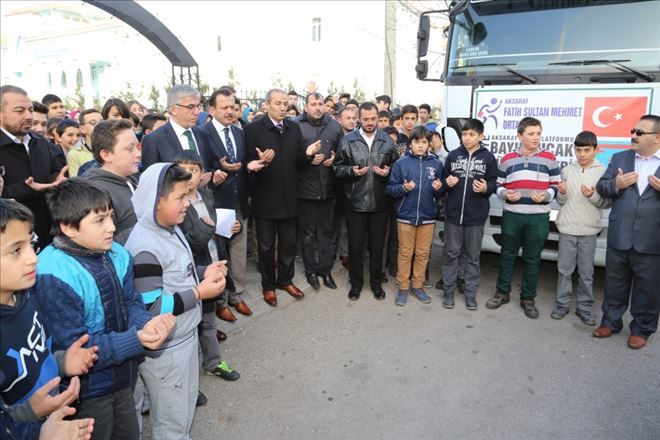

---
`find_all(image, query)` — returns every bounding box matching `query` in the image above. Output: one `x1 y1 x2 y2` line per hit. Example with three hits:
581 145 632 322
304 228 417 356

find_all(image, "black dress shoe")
371 284 386 300
348 288 361 301
306 272 320 290
320 274 337 289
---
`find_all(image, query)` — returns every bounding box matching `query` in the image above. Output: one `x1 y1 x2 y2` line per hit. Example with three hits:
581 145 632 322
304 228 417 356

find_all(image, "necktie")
183 129 198 153
223 127 236 163
276 123 283 134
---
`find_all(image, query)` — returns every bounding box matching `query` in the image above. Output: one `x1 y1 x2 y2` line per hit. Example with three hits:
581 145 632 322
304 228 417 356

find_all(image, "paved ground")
143 244 660 440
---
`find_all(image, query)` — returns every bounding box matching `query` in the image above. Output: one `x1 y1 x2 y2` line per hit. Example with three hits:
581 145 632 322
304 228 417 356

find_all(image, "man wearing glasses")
594 114 660 350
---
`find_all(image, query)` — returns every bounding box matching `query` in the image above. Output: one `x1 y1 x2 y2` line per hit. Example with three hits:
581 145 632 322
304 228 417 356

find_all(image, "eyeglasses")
175 103 202 111
630 129 658 136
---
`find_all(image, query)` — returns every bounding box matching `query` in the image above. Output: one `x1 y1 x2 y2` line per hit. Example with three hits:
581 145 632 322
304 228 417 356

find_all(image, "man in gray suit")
594 114 660 349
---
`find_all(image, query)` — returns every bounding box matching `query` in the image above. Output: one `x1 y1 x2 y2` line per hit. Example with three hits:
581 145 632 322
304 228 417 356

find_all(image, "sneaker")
520 299 539 319
196 390 208 407
205 361 240 381
575 310 596 326
465 296 477 311
485 292 510 309
442 291 455 309
395 290 408 306
411 288 432 304
550 307 569 320
457 278 466 295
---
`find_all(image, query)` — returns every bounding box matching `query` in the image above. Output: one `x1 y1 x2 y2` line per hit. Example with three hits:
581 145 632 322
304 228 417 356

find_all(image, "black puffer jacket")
333 129 398 212
295 112 343 200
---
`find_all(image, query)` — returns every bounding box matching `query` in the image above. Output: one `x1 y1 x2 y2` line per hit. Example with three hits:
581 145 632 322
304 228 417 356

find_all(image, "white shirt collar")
169 119 191 137
634 148 660 160
212 118 231 133
2 128 31 152
269 116 284 128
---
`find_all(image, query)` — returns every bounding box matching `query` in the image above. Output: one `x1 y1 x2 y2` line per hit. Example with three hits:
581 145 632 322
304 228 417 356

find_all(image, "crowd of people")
1 81 659 439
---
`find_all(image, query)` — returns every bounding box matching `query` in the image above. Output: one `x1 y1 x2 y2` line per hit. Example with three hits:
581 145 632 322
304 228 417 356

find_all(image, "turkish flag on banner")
582 97 648 138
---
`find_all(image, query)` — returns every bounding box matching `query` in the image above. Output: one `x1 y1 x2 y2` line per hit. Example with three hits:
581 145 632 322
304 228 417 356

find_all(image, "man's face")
31 112 48 136
101 128 141 177
63 209 116 252
80 112 102 141
419 108 430 123
338 110 357 133
287 94 298 107
402 112 417 133
0 92 33 137
157 181 190 226
305 95 324 121
377 116 390 129
517 125 542 152
47 101 65 118
59 126 82 151
631 119 659 155
0 220 38 294
359 108 378 134
377 100 389 112
169 95 201 129
265 91 288 122
210 94 235 126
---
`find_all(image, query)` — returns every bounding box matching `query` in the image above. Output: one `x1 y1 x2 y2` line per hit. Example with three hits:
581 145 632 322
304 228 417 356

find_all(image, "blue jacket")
36 241 152 400
386 151 444 225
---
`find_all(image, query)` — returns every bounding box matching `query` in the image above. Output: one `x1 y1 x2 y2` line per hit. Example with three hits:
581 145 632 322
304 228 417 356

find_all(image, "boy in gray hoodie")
125 163 227 440
553 131 610 325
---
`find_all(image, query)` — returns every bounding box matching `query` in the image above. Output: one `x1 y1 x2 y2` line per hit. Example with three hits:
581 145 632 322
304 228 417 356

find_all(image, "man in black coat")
294 92 343 290
1 85 67 250
244 88 318 306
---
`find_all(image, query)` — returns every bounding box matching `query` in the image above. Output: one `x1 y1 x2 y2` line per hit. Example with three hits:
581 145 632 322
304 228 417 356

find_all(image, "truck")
416 0 660 265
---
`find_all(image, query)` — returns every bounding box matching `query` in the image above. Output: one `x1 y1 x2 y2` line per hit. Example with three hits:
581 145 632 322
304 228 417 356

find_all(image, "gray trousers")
227 214 248 302
556 233 597 312
199 306 221 371
442 222 484 298
135 332 199 440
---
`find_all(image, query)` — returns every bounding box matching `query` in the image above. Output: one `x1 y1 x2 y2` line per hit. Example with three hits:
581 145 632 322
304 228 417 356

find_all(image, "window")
76 69 83 87
217 35 222 52
312 17 321 42
48 72 52 88
60 71 67 88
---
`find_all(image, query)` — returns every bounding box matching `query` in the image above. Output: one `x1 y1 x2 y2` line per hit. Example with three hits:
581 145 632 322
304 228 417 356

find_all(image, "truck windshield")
447 0 660 82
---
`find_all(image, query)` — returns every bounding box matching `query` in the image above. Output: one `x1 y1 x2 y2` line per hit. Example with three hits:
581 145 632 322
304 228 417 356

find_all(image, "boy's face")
47 101 65 118
60 126 82 151
419 108 430 123
101 129 141 177
461 129 484 150
377 116 389 129
179 163 202 192
62 209 116 252
402 112 417 133
32 112 48 137
518 125 542 151
0 220 38 296
574 145 598 166
410 137 430 156
393 118 403 130
157 181 190 226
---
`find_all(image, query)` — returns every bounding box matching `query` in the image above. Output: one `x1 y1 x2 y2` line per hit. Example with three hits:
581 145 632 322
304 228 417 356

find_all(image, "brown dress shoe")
592 326 614 338
216 306 237 322
216 330 227 342
233 301 252 316
627 335 647 349
277 284 304 299
263 290 277 306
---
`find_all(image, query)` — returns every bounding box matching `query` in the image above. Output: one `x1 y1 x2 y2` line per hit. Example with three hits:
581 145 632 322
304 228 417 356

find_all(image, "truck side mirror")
441 126 461 152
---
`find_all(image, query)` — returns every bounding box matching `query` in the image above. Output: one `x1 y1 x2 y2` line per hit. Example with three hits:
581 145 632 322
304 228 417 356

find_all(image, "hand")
52 166 68 185
431 133 443 152
212 169 228 185
323 151 335 168
199 172 212 187
230 220 241 235
531 191 547 203
204 260 228 279
615 168 638 190
137 328 161 350
505 190 522 202
200 216 215 227
141 314 175 348
256 147 275 163
220 156 242 172
446 175 459 187
352 165 369 176
580 184 595 198
403 179 416 191
197 273 226 300
25 177 57 192
306 140 322 156
310 153 324 166
649 175 660 192
64 334 98 376
39 405 94 440
306 80 318 94
558 180 568 195
432 178 443 191
247 160 266 172
373 165 390 177
472 178 487 193
29 376 80 418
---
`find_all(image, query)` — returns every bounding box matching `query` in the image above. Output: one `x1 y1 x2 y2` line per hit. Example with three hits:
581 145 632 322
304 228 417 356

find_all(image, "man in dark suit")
141 84 210 174
244 88 318 306
594 114 660 349
198 87 252 318
1 85 67 250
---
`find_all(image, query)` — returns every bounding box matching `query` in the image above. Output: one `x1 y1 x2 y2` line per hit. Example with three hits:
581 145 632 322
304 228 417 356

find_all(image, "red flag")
582 96 648 138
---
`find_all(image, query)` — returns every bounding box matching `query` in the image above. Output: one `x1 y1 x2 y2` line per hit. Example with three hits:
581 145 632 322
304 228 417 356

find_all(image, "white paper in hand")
215 209 236 238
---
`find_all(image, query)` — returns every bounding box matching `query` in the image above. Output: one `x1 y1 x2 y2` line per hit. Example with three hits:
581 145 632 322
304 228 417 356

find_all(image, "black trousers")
73 386 138 440
346 209 388 290
298 198 336 276
601 247 660 337
255 217 297 289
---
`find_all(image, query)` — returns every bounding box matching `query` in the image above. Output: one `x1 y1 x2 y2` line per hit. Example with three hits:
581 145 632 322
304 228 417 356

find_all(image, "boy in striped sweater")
485 117 561 319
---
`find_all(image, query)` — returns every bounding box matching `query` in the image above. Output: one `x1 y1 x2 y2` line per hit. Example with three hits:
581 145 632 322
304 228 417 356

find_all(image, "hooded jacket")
85 168 138 245
124 163 205 354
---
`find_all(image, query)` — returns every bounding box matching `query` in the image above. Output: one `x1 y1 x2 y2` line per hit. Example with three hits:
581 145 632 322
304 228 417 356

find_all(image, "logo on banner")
582 97 648 137
477 98 502 128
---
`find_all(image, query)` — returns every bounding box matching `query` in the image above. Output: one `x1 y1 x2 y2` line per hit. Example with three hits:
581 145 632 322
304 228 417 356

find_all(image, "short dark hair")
640 114 660 132
48 178 113 235
462 118 484 135
305 92 323 104
56 119 80 136
409 126 433 144
401 104 418 117
79 108 101 125
286 104 299 116
288 90 298 97
358 101 378 116
0 85 28 104
161 164 192 199
47 118 62 136
574 130 598 148
419 103 431 113
383 126 398 136
323 96 335 104
338 93 351 100
337 106 356 118
92 119 134 163
208 87 233 108
389 114 402 124
0 198 33 233
42 94 62 106
32 101 48 115
517 117 542 134
101 98 130 120
378 111 390 119
346 99 359 107
140 113 167 132
174 150 204 171
375 95 392 105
